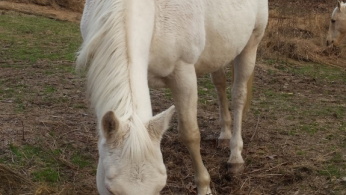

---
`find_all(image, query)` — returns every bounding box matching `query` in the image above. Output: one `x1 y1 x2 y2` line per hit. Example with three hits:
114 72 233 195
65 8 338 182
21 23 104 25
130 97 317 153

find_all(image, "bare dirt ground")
1 55 345 195
0 1 346 195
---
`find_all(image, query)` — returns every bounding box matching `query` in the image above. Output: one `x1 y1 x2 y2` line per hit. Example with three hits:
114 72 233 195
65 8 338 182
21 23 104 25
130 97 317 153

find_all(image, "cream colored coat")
78 0 268 194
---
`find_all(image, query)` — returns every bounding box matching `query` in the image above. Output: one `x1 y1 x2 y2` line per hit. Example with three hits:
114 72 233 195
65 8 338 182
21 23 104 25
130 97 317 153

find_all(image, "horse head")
97 106 175 195
327 1 346 46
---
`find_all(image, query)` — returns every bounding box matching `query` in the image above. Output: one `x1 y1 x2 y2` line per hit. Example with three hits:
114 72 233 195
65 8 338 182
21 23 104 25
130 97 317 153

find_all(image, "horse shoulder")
148 1 206 76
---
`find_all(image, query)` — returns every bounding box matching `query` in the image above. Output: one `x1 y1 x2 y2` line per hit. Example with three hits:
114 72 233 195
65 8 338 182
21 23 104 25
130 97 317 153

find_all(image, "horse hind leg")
211 68 232 148
228 34 261 174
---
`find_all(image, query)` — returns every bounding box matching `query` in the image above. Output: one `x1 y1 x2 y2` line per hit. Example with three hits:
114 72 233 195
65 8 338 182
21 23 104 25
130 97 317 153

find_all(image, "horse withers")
77 0 268 194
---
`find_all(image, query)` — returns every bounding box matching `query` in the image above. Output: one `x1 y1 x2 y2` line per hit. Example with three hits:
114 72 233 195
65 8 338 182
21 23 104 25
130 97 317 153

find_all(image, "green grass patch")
57 64 75 73
197 76 220 105
319 153 346 178
269 61 346 83
9 144 44 163
296 150 306 156
7 144 82 183
44 85 56 94
287 129 298 136
10 144 42 158
340 122 346 132
71 153 92 168
292 64 346 83
163 88 173 99
8 144 93 173
302 106 346 119
73 103 87 109
258 90 297 114
300 123 320 135
318 165 342 178
32 168 60 182
15 102 26 112
0 13 81 64
9 144 24 158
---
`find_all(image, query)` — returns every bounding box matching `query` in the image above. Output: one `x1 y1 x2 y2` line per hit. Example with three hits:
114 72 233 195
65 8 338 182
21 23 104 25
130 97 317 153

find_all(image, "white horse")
327 1 346 46
77 0 268 194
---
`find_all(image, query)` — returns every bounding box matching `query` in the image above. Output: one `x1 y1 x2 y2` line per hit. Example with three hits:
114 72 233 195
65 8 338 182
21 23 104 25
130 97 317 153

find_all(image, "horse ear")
338 1 342 9
147 106 175 141
101 111 120 140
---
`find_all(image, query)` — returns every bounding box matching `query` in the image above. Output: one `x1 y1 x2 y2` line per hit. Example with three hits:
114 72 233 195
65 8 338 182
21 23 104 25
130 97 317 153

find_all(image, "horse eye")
331 19 336 23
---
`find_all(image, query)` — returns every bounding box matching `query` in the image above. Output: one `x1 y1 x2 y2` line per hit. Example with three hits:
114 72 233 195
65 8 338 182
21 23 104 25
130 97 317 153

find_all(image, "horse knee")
231 95 247 112
179 128 201 146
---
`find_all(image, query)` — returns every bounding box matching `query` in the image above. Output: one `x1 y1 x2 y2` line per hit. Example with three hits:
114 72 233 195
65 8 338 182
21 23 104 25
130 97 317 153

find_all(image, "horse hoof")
217 139 230 148
228 163 244 175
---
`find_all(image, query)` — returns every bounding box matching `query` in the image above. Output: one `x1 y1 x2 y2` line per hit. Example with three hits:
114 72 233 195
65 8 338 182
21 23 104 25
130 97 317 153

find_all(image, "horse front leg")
211 69 232 148
228 35 260 174
167 63 212 195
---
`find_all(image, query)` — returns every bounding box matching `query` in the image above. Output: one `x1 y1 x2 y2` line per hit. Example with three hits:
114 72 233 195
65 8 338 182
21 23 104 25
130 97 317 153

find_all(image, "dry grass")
0 164 36 194
261 0 346 68
4 0 85 12
2 0 346 68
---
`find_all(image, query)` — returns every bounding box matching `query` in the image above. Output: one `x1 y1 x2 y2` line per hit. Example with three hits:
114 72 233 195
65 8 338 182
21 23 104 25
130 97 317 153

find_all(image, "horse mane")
76 0 155 162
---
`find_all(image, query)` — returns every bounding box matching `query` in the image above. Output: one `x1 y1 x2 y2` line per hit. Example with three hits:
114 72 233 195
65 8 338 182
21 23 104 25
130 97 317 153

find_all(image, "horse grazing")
77 0 268 194
327 1 346 46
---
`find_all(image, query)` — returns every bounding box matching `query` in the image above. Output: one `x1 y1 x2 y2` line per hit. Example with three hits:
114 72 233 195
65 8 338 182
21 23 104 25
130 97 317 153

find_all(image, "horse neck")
88 59 153 123
128 63 153 122
78 0 154 122
124 0 156 122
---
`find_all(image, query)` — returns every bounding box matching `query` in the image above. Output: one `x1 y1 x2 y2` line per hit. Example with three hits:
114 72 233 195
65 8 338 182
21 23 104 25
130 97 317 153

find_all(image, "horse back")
195 0 268 75
148 0 268 80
